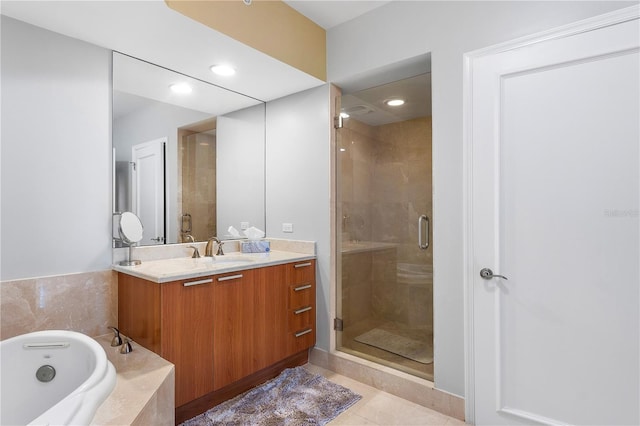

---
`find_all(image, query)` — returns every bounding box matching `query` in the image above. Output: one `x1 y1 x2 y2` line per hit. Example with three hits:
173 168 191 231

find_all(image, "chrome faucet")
205 237 225 256
188 245 201 258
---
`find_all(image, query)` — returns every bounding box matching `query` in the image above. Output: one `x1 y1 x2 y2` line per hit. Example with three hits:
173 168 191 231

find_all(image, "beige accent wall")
165 0 326 81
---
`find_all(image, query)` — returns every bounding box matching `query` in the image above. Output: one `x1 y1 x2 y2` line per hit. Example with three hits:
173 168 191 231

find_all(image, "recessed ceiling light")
386 99 405 106
169 83 192 94
339 112 350 118
210 64 236 76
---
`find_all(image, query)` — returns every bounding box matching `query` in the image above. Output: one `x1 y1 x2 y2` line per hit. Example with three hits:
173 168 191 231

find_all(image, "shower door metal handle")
418 215 429 249
181 213 192 234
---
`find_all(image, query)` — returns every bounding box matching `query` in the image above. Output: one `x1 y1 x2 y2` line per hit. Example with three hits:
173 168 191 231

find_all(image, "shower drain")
36 365 56 383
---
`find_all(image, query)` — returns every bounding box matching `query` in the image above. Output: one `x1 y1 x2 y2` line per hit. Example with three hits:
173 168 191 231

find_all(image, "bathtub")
0 330 116 425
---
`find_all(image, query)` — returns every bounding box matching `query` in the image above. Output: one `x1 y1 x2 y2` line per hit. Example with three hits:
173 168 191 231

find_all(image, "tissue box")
241 240 271 253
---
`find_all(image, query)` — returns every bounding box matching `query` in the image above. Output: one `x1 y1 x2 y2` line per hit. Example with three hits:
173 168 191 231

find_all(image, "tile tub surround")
0 270 118 340
310 348 464 421
91 334 175 426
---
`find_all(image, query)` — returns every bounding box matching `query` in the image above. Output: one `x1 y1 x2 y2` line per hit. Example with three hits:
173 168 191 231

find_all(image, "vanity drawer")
288 327 315 353
289 305 314 331
214 270 250 284
286 260 315 284
289 282 314 308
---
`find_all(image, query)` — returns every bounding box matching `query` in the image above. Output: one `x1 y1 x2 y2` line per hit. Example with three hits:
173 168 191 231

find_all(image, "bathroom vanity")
115 251 316 423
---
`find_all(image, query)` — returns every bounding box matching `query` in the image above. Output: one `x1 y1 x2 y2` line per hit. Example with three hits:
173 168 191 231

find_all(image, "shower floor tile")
340 318 434 381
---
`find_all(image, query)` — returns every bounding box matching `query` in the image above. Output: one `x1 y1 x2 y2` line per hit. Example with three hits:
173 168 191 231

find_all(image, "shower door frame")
332 84 434 380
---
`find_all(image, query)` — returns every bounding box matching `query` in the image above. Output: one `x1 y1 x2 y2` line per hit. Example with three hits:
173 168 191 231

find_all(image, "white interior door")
466 7 639 425
132 138 166 246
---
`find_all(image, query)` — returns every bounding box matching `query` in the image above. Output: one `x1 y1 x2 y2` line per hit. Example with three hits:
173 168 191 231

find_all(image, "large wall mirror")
112 52 266 246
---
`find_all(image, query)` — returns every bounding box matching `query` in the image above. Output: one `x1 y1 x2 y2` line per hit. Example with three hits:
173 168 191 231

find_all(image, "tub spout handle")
108 326 123 347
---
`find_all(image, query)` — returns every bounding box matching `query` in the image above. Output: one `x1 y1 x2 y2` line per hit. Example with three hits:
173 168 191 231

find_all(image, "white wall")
217 104 266 235
265 85 332 350
326 1 636 397
1 16 112 281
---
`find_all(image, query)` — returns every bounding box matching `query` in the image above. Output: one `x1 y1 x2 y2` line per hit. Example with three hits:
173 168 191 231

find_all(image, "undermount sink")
141 255 257 275
194 255 255 265
210 255 255 264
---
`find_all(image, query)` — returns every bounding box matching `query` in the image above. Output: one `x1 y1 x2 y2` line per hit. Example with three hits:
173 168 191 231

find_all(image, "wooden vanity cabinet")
160 276 216 405
118 273 217 406
213 267 287 390
117 259 316 418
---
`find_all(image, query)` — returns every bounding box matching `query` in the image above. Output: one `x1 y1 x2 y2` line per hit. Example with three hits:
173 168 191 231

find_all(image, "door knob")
480 268 508 280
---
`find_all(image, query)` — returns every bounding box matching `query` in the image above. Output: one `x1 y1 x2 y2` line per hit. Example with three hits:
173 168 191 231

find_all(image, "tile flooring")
305 364 466 426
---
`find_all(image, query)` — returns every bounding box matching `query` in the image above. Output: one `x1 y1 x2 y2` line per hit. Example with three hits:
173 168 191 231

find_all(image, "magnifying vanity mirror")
118 211 144 266
112 52 266 247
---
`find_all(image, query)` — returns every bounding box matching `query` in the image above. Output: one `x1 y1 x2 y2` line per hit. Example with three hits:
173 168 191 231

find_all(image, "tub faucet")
108 326 123 347
120 338 133 354
205 237 225 256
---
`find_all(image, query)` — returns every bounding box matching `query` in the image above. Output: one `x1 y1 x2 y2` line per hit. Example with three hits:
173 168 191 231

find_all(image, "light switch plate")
282 223 293 233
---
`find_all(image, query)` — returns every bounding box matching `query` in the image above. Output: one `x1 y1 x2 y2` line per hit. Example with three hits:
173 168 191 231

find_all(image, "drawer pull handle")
294 262 312 268
294 306 312 315
217 274 243 282
294 284 312 292
295 328 313 338
183 278 213 287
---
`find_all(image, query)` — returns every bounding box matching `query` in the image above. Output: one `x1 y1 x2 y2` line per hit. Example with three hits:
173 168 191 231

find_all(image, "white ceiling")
113 52 261 118
2 0 429 124
283 0 392 29
341 72 432 126
0 0 324 102
282 0 431 126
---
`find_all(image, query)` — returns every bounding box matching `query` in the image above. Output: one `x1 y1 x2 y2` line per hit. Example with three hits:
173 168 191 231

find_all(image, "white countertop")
113 250 315 283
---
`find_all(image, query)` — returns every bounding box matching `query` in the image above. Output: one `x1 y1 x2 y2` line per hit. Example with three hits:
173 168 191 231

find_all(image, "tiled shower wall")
179 132 217 242
339 116 433 329
0 270 118 340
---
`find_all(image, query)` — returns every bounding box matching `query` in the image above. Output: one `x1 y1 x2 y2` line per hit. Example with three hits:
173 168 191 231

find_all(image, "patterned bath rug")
180 366 362 426
355 328 433 364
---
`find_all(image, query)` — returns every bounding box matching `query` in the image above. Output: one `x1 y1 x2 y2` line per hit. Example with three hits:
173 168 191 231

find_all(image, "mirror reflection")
112 52 266 246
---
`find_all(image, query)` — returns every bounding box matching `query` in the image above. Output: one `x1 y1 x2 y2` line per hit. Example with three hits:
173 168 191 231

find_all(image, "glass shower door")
335 74 434 380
